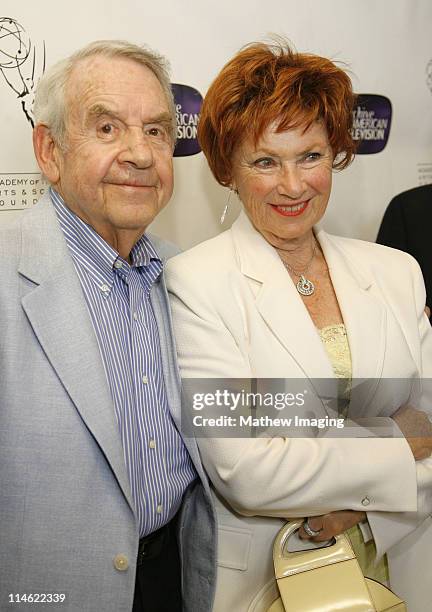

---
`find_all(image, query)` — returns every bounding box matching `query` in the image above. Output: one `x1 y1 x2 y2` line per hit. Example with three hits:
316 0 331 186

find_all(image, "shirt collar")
50 188 162 292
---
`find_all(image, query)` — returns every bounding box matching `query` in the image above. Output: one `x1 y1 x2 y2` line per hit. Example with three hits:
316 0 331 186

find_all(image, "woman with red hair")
166 41 432 611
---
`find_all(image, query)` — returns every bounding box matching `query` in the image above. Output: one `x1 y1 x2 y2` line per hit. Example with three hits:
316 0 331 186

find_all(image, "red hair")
198 41 357 186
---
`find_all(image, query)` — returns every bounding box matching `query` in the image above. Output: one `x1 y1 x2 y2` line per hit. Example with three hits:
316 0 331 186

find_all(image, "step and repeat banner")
0 0 431 248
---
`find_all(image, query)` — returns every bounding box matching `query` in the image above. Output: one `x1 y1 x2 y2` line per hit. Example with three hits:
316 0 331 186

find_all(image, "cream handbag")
268 520 406 612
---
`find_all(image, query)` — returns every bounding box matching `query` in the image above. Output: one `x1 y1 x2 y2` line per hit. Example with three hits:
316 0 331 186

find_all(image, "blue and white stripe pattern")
51 188 196 537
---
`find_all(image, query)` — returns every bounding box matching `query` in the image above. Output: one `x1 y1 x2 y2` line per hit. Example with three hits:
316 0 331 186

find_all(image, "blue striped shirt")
51 188 196 537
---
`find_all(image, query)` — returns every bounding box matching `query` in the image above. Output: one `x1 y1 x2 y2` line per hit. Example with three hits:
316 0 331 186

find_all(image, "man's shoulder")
389 184 432 213
0 214 22 246
0 205 38 260
0 192 56 239
0 193 69 275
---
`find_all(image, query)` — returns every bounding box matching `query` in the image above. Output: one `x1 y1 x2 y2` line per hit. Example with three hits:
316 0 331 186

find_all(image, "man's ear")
33 124 62 184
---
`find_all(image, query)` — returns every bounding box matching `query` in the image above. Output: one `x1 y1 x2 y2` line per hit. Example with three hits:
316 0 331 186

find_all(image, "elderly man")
0 41 215 612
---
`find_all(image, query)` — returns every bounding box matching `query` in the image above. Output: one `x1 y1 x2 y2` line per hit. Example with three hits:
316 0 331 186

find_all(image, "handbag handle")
273 519 356 579
271 520 406 611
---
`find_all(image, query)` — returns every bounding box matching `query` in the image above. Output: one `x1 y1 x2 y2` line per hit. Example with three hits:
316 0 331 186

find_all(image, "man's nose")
117 128 154 168
277 163 306 199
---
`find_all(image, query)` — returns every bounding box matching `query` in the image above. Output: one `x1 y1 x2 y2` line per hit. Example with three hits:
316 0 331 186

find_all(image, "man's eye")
97 122 117 137
146 126 166 138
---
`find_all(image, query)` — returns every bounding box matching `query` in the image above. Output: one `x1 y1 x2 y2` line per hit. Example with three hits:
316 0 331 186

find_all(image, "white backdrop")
1 0 431 249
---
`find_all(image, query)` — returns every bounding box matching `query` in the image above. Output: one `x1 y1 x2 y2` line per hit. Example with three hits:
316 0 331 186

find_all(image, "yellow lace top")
318 323 389 584
319 324 352 418
318 323 352 381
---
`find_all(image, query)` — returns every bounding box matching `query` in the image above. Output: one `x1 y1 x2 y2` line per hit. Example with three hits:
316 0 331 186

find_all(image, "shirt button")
114 260 123 269
113 554 129 571
361 496 371 507
133 312 138 320
149 439 156 449
156 505 163 514
100 284 110 293
142 375 149 384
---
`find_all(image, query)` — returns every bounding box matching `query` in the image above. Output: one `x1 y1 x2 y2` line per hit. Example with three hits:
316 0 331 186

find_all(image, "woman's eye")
254 157 275 169
304 152 322 162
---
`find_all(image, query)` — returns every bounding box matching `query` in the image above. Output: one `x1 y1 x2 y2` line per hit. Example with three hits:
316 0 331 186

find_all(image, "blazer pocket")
217 525 251 571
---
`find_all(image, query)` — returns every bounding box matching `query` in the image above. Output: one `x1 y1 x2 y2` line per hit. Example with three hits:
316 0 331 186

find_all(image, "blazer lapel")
19 196 134 511
317 230 386 381
317 230 387 415
231 212 334 379
231 214 387 392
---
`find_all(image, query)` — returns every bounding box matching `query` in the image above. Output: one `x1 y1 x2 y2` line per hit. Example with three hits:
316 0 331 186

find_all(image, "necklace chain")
280 240 317 277
280 239 317 297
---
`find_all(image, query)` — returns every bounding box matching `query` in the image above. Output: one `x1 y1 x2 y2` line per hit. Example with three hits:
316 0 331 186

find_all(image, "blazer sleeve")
166 256 419 521
367 255 432 558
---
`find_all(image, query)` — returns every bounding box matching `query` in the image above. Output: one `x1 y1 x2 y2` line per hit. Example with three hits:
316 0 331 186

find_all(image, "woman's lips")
270 201 309 217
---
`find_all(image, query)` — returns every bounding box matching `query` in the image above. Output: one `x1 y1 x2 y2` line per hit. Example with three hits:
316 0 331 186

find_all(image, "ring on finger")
303 519 323 537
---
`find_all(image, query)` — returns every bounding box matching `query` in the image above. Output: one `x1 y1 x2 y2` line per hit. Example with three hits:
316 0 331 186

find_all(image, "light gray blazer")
0 193 216 612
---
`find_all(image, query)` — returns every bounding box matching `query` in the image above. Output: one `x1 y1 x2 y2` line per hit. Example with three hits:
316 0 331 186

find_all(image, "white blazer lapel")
317 230 387 384
231 212 334 379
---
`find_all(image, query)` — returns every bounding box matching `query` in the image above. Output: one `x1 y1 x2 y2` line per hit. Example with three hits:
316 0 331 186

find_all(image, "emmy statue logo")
0 17 46 127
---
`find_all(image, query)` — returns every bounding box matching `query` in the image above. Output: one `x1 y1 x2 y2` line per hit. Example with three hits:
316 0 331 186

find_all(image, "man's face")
51 55 174 252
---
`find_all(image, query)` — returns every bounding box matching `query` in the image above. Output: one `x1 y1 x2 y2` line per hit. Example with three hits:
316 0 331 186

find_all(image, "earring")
220 188 233 225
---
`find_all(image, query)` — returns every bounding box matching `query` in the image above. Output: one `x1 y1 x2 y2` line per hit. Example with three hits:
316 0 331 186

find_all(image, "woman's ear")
32 124 62 184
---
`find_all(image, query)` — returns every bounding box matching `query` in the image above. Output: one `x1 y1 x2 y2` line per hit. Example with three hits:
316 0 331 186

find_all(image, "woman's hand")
298 510 366 542
391 404 432 461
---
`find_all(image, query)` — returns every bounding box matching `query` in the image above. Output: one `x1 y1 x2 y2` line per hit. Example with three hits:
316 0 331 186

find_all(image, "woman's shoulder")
321 231 426 305
323 231 419 269
165 227 237 278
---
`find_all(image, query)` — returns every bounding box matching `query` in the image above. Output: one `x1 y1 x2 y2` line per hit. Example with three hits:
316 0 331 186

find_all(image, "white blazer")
166 211 432 612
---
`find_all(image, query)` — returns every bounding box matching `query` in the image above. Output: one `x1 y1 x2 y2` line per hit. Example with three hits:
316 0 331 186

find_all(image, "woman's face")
231 120 333 249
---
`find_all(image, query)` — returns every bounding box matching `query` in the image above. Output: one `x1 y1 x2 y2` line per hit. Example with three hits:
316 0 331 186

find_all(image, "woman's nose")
276 164 305 199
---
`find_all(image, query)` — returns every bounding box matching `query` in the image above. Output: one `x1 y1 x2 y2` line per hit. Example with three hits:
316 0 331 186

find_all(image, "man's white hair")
33 39 176 148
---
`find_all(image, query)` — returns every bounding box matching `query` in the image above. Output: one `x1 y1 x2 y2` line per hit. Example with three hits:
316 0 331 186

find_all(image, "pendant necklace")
281 241 317 296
